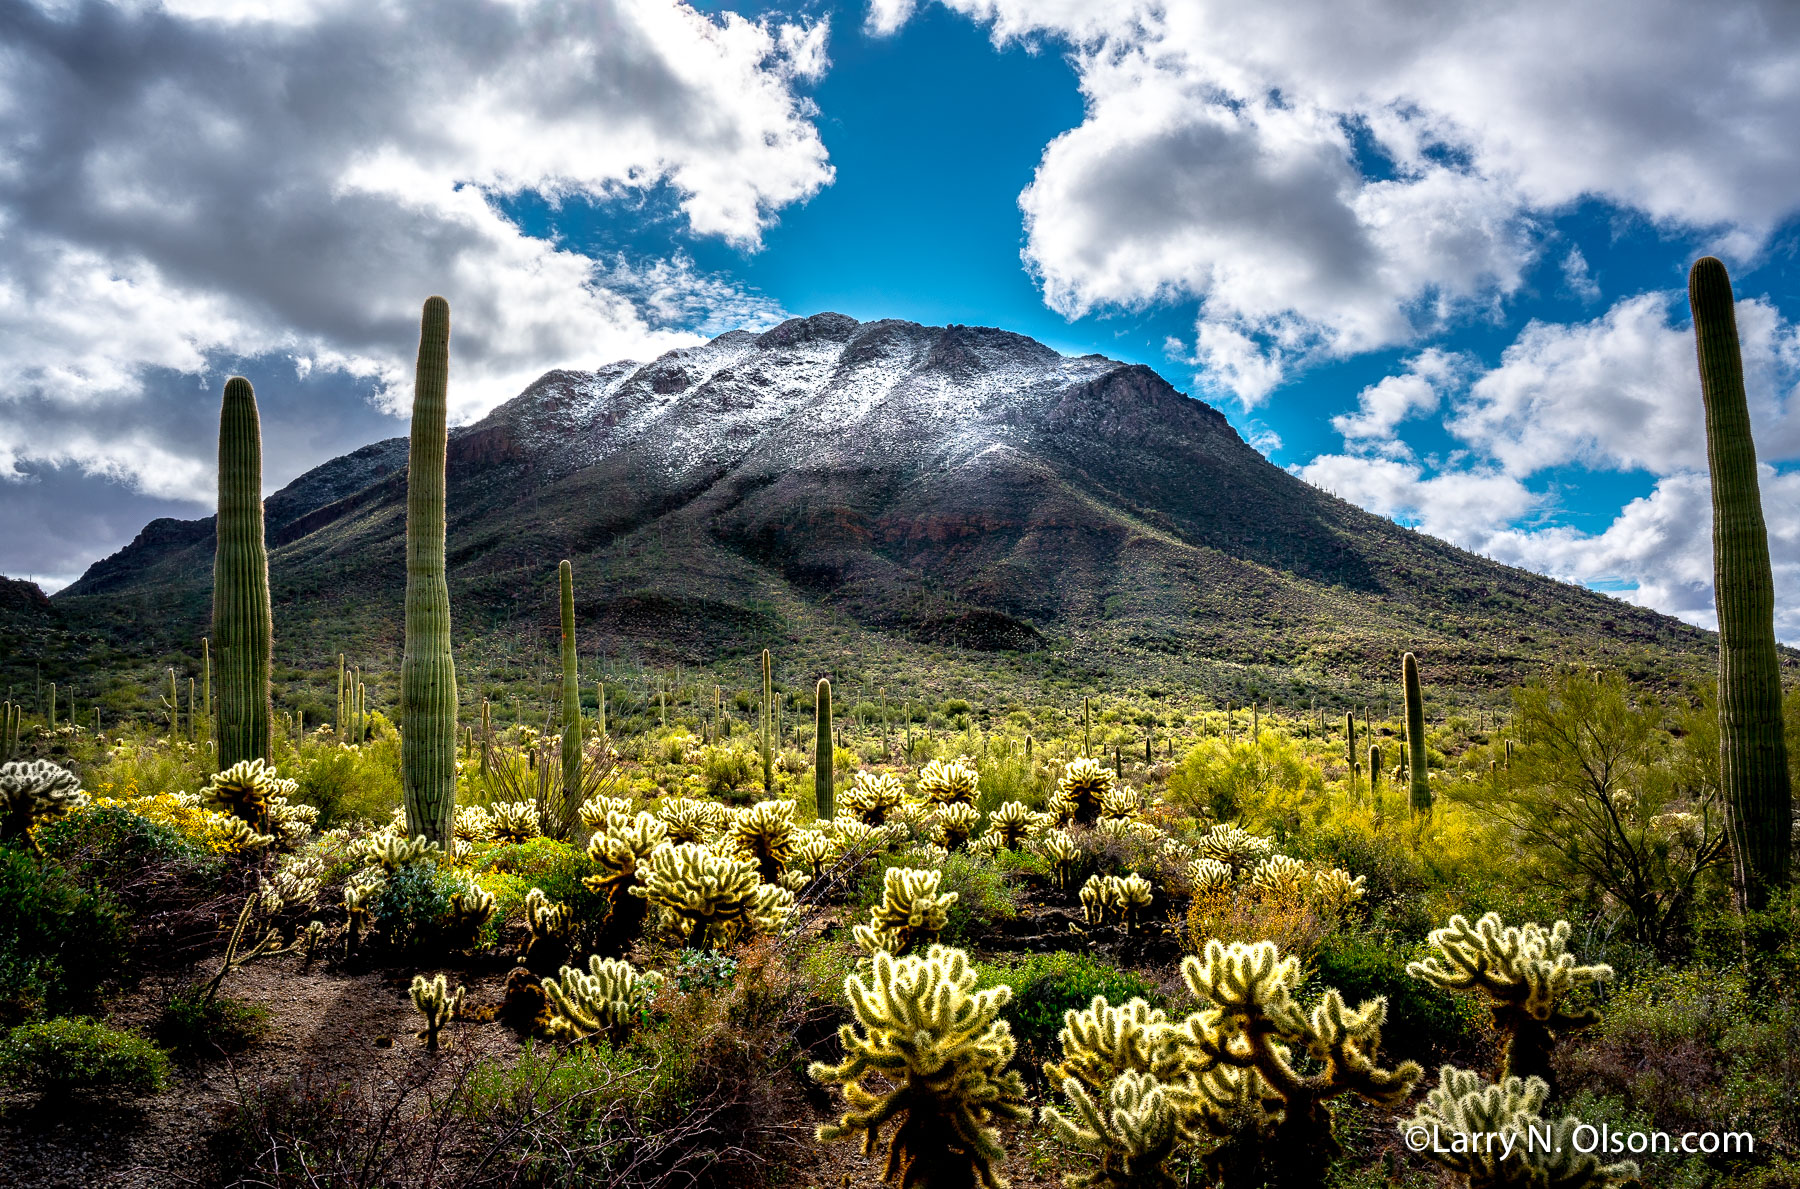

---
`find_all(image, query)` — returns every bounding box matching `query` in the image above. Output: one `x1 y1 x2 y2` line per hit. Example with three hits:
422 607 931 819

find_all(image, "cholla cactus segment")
779 868 812 894
809 945 1028 1189
452 804 493 843
1045 1070 1185 1189
967 833 1005 861
1407 914 1613 1084
1400 1066 1638 1189
1311 867 1366 912
1037 829 1081 890
369 833 442 871
488 800 541 844
217 814 276 853
576 795 633 833
843 771 906 824
583 812 670 892
409 973 464 1050
1053 758 1114 825
1186 858 1233 895
858 866 959 957
543 955 665 1041
447 882 497 948
1080 874 1155 932
0 760 86 845
202 758 277 830
1251 854 1311 899
1097 785 1141 822
1195 824 1275 874
1045 996 1183 1097
730 799 797 882
1096 817 1160 843
791 829 836 878
906 841 950 867
264 793 317 849
932 801 982 851
264 854 324 912
987 800 1034 850
750 882 796 932
523 886 573 942
917 758 981 807
631 841 768 949
656 796 725 844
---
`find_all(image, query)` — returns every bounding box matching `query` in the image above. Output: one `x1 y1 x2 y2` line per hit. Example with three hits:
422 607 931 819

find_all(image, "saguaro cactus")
400 296 458 846
1403 653 1430 813
558 560 581 828
816 677 834 820
1690 256 1793 911
762 649 774 795
214 376 273 770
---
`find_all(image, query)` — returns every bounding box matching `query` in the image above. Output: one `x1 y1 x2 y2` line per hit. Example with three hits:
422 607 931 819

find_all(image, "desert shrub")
1311 932 1477 1066
854 852 1019 945
700 746 757 797
0 847 131 1025
975 751 1050 813
372 861 464 953
1178 881 1335 965
0 1016 170 1098
976 950 1160 1079
1165 733 1321 831
156 984 271 1061
671 949 739 993
290 744 396 828
83 736 211 799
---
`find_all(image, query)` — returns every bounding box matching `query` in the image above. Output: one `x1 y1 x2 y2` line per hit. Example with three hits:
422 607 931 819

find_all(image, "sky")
5 0 1800 638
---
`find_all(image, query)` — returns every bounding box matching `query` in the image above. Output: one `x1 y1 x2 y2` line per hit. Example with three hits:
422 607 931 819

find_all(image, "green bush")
475 837 609 943
372 861 465 953
975 751 1050 813
977 950 1160 1078
290 744 397 829
700 746 758 797
0 1016 170 1098
0 847 130 1025
155 985 270 1061
1311 932 1477 1066
853 852 1019 945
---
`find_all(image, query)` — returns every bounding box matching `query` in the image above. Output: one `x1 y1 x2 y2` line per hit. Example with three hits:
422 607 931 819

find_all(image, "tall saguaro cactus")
400 297 458 846
1404 652 1431 813
1690 256 1793 910
559 560 581 822
816 677 834 819
761 648 774 795
213 376 273 770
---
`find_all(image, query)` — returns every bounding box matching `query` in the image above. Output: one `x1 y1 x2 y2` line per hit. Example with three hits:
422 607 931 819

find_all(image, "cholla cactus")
215 814 276 853
809 945 1028 1189
488 800 541 844
656 796 725 844
369 833 442 870
263 854 323 912
0 760 85 849
202 758 277 831
1179 940 1422 1178
791 828 836 880
1080 874 1155 933
1311 867 1366 913
264 789 316 849
1250 854 1310 899
584 812 670 892
1052 758 1114 825
844 771 906 824
907 840 950 866
730 799 797 882
855 866 959 958
1195 824 1275 874
1046 1069 1185 1189
830 817 888 852
343 875 382 954
1045 997 1185 1097
1037 829 1081 890
1186 858 1233 895
988 800 1034 850
1407 914 1614 1085
446 881 497 950
967 833 1005 861
543 955 664 1041
577 795 633 833
632 842 786 949
932 801 982 852
1400 1066 1638 1189
409 973 464 1051
917 758 981 807
1096 817 1160 843
452 804 493 843
1097 785 1141 822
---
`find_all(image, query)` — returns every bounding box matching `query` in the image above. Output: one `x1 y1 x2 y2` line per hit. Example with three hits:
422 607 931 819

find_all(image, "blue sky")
5 0 1800 636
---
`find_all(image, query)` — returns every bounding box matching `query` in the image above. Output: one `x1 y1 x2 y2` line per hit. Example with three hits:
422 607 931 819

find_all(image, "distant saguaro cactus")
1690 256 1793 911
559 560 581 830
400 297 457 846
761 649 774 795
214 376 272 770
816 678 834 820
1403 653 1431 813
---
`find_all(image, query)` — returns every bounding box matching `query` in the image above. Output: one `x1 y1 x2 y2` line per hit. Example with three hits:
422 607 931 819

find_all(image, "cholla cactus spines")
1178 940 1422 1175
262 855 323 912
655 795 725 844
932 801 982 851
809 945 1029 1189
1186 858 1233 895
446 881 497 950
987 800 1034 850
906 840 951 867
1096 817 1160 843
453 804 493 843
631 841 767 949
1045 996 1184 1097
967 833 1005 861
488 800 541 844
0 759 84 848
730 798 797 883
1407 914 1614 1085
369 833 443 871
1401 1066 1639 1189
264 790 316 850
843 771 906 825
857 866 959 958
917 758 981 807
1037 829 1080 890
1195 823 1276 874
409 973 464 1051
543 954 665 1041
578 794 634 833
1250 854 1310 899
1046 1069 1185 1189
1055 757 1114 825
1310 867 1366 913
202 757 277 831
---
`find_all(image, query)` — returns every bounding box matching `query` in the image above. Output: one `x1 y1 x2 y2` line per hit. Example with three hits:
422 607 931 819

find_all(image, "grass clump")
0 1016 170 1099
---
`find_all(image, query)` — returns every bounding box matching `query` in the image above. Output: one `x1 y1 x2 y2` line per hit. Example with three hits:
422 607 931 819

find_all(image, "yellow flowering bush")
87 782 271 855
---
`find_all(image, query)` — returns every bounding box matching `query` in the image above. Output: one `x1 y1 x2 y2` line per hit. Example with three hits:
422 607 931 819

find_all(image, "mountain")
30 312 1721 711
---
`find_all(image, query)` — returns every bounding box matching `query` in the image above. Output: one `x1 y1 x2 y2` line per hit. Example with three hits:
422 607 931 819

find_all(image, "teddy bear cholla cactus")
810 945 1028 1189
576 794 632 833
631 841 791 949
656 796 725 843
369 833 442 870
842 771 906 824
1048 1069 1186 1189
1407 913 1612 1085
488 800 541 844
987 800 1035 850
1080 874 1155 932
855 866 958 958
1049 758 1114 825
1400 1066 1638 1189
202 758 277 831
0 760 85 848
1036 829 1081 890
916 758 980 808
409 973 464 1051
452 804 493 843
730 799 797 882
543 955 664 1042
446 881 497 950
1195 823 1276 873
932 801 982 851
